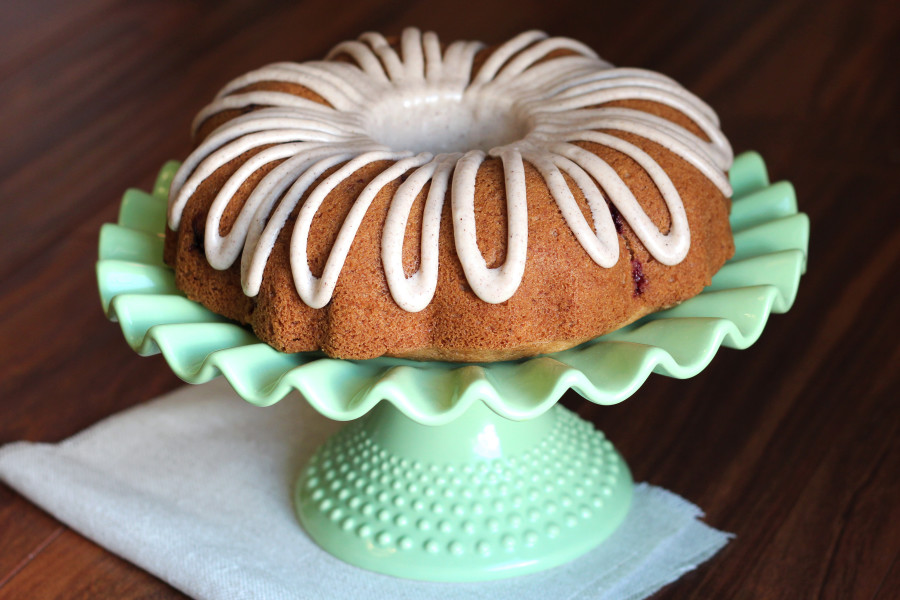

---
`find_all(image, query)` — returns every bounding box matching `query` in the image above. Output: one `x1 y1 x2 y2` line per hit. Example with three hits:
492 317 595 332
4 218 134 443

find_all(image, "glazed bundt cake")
164 28 735 361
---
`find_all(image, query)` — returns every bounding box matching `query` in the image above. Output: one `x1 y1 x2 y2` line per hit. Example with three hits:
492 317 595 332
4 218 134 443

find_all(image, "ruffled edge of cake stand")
97 151 808 425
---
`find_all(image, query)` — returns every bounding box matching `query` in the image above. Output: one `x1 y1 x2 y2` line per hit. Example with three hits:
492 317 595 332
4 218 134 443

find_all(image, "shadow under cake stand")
97 151 807 582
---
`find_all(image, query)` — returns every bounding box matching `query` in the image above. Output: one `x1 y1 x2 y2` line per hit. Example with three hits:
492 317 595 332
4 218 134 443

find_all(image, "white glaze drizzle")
168 28 733 310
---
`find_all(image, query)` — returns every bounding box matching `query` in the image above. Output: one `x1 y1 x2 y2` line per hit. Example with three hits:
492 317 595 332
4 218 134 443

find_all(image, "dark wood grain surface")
1 0 898 598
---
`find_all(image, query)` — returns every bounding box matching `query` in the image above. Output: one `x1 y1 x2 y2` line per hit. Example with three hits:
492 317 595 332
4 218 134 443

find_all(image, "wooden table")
2 0 898 597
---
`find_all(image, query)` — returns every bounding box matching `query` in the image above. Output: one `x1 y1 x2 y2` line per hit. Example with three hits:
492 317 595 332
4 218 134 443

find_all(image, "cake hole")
364 91 531 154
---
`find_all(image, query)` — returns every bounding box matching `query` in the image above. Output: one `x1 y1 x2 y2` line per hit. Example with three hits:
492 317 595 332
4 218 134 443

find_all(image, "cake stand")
97 151 808 581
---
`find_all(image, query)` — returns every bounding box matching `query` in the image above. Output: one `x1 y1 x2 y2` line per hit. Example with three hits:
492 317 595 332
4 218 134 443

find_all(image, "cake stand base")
295 401 632 581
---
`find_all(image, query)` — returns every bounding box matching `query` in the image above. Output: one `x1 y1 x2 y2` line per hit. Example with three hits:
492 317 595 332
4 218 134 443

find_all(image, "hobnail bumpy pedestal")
295 400 632 581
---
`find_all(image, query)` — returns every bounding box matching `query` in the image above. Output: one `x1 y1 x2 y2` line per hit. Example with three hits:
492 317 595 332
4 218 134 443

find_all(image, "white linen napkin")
0 378 730 600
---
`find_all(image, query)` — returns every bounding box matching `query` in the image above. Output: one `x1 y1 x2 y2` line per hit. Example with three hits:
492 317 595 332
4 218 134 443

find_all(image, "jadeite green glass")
98 151 808 581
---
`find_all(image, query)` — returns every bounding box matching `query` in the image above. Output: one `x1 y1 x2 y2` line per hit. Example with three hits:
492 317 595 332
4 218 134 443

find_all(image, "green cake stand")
97 151 808 581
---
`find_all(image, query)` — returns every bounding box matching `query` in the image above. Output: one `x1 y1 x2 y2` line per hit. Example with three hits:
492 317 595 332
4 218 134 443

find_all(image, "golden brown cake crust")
164 33 735 362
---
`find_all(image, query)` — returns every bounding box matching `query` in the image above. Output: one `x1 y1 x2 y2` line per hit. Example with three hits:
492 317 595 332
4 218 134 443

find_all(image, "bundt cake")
164 28 735 362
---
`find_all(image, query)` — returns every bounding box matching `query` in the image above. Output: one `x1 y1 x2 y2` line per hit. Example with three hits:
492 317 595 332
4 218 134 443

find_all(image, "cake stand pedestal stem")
365 400 556 462
295 400 633 581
